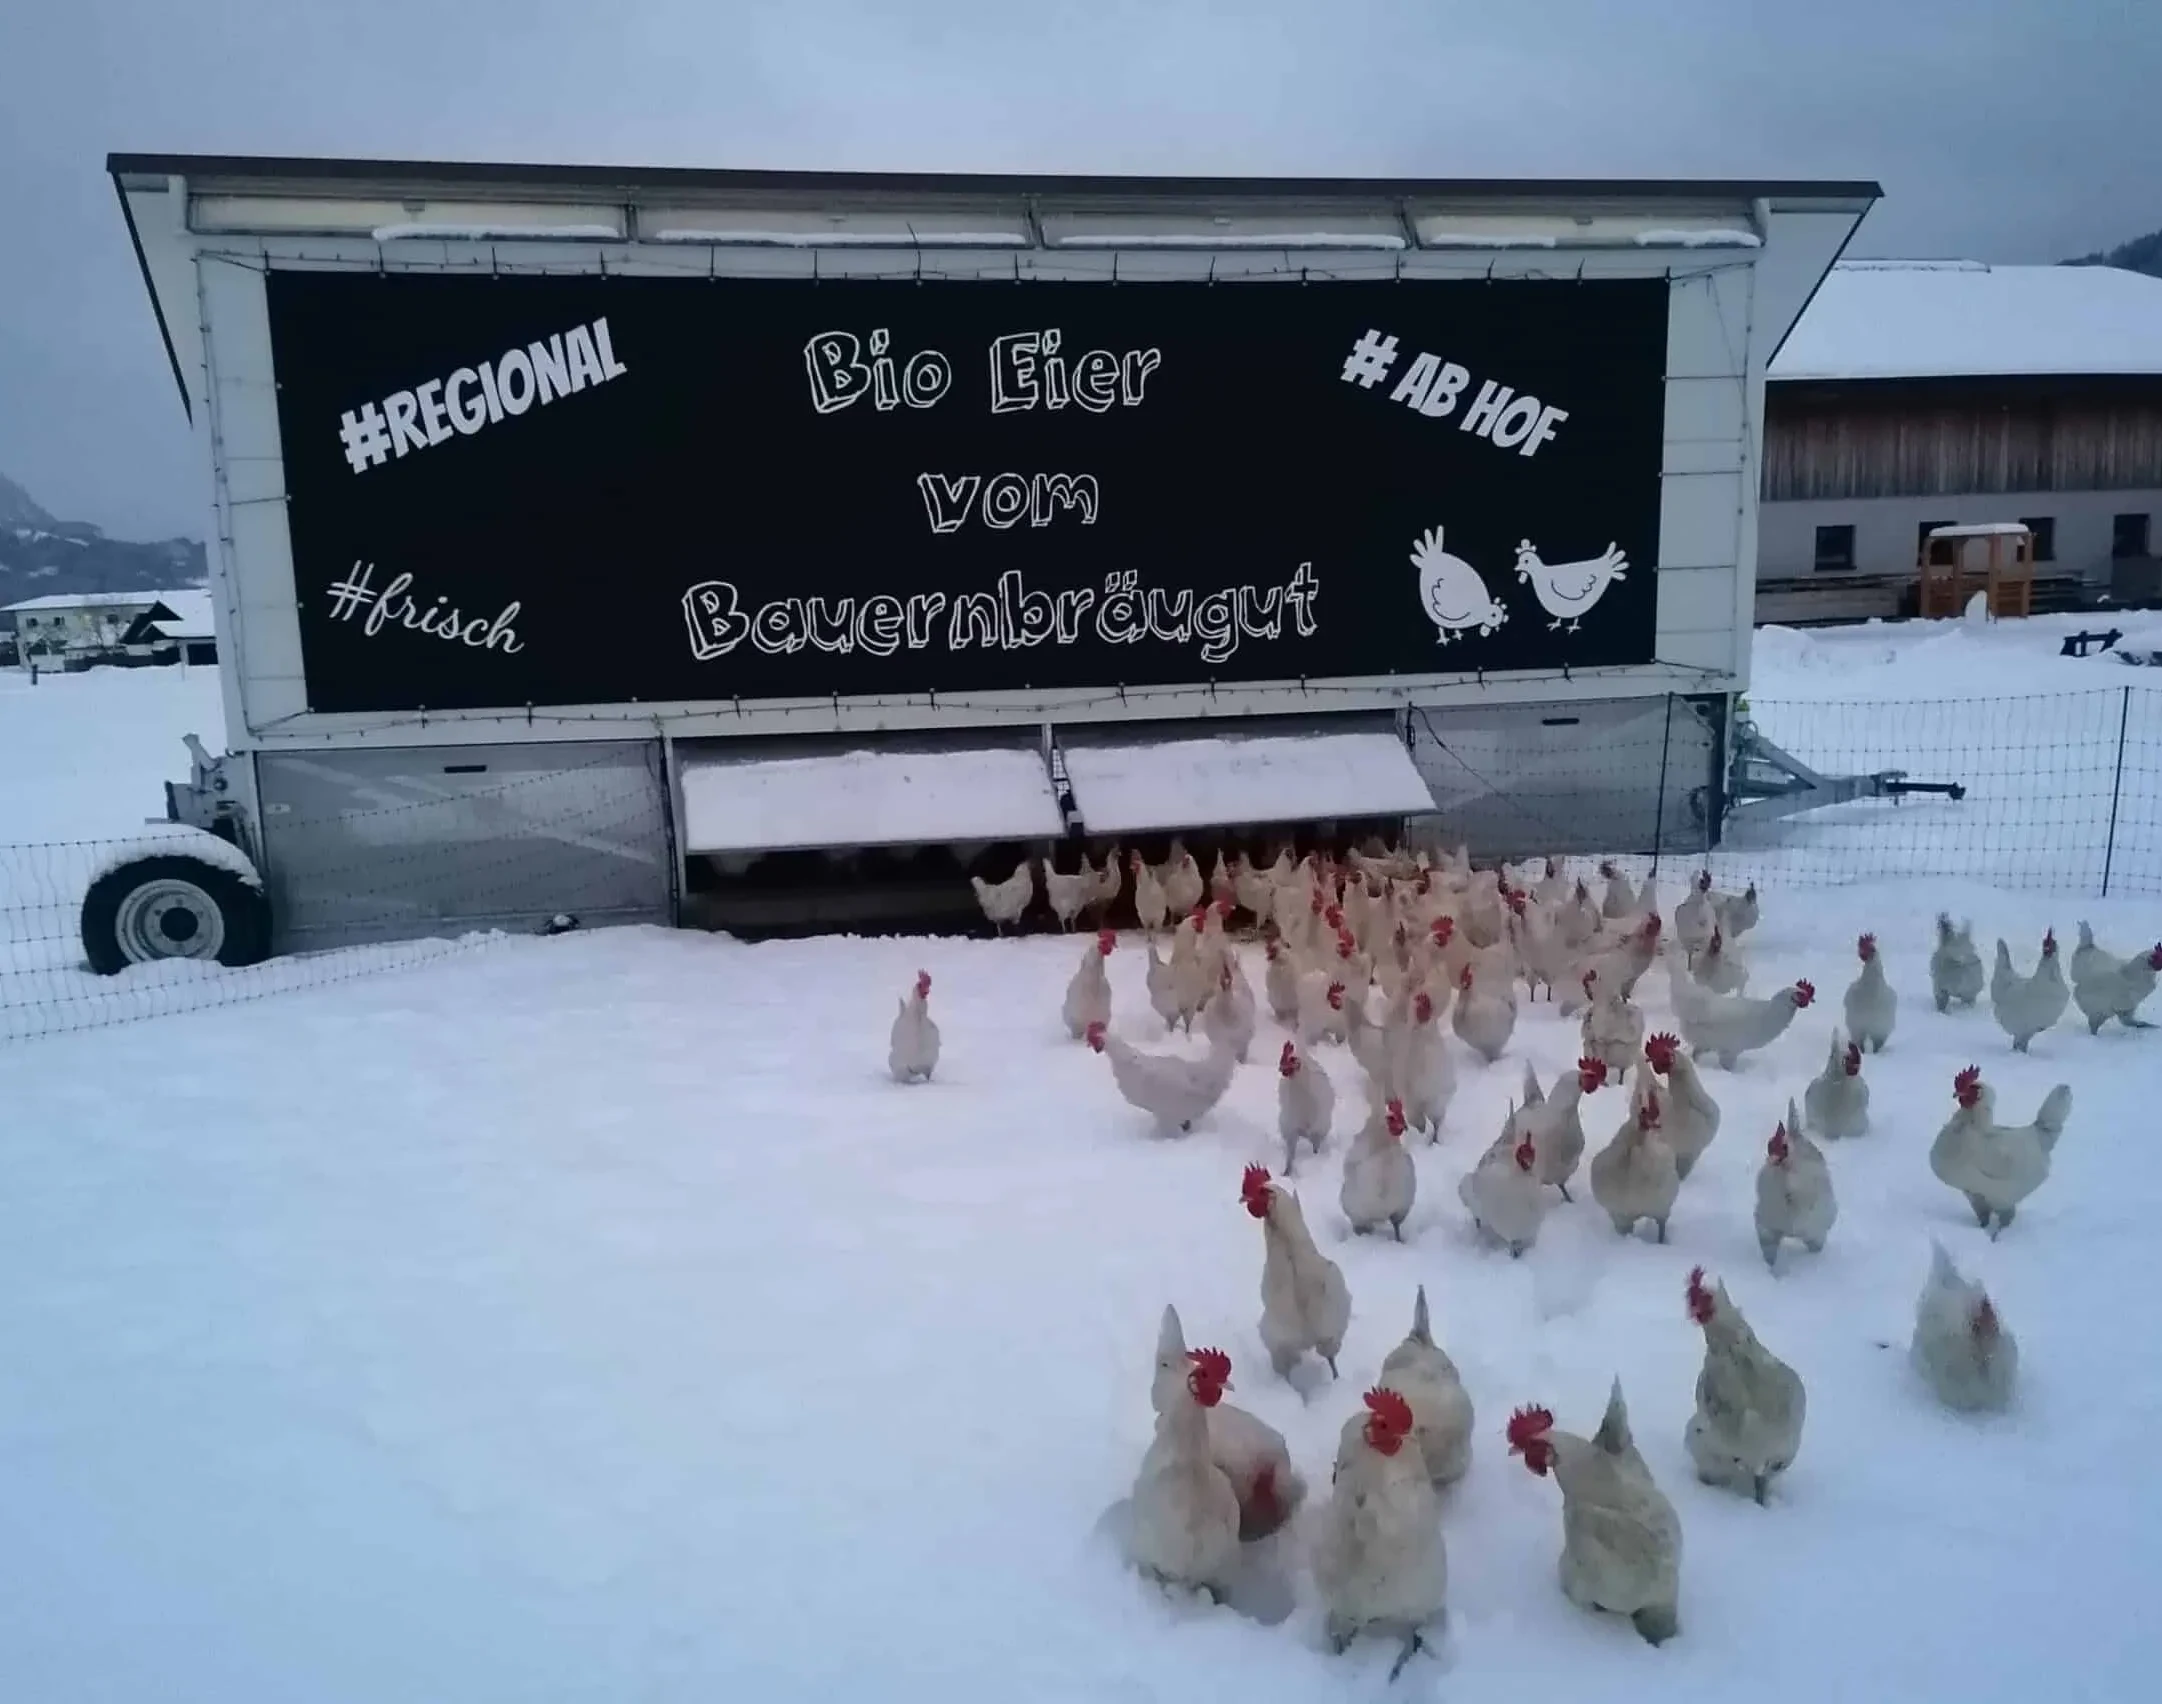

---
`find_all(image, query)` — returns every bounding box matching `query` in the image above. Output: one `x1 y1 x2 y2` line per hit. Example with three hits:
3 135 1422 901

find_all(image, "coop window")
2116 513 2152 560
1812 524 1856 572
2019 517 2055 562
1918 520 1955 566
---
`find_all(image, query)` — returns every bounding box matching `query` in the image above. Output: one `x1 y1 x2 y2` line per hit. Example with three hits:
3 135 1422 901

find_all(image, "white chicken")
1341 1098 1418 1240
1125 1340 1241 1595
1410 523 1508 642
1842 932 1897 1053
1150 1306 1307 1543
1450 961 1517 1063
1511 1056 1608 1201
1670 973 1816 1071
1263 933 1302 1023
1162 848 1206 919
1558 879 1603 950
1598 861 1637 922
1990 930 2070 1052
1457 1126 1546 1256
1507 893 1572 1001
1507 1384 1683 1646
1590 1072 1682 1243
1687 926 1749 995
1277 1038 1336 1174
1713 881 1760 941
969 859 1033 934
1041 857 1091 931
1642 1031 1721 1181
1087 1020 1237 1135
1673 870 1718 956
1928 1065 2073 1237
1579 970 1646 1077
2070 925 2162 1034
887 969 940 1083
1802 1033 1870 1139
1298 972 1352 1047
1243 1165 1351 1380
1378 1287 1475 1490
1391 989 1456 1142
1165 908 1219 1032
1514 537 1629 631
1682 1268 1807 1506
1201 955 1257 1063
1061 929 1116 1040
1311 1388 1448 1676
1755 1105 1836 1271
1128 850 1169 934
1142 935 1184 1033
1233 853 1276 927
1929 912 1985 1013
1575 913 1664 1004
1911 1240 2018 1414
1085 845 1123 926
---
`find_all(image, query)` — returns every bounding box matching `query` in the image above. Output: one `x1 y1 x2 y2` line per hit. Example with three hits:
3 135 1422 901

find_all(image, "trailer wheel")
81 855 271 975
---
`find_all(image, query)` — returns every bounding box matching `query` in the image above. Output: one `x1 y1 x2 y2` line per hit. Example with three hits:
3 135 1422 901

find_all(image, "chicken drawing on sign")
1515 539 1629 633
1410 526 1508 644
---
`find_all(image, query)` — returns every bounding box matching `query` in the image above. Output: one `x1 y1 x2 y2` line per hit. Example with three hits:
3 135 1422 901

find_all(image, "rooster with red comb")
1312 1385 1448 1677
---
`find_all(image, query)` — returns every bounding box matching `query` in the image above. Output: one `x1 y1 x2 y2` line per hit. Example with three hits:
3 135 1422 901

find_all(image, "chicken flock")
897 843 2146 1671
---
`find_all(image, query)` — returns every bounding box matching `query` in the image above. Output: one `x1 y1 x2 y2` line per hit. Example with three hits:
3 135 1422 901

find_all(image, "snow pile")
1063 731 1435 834
0 663 224 843
2 898 2161 1698
678 744 1065 851
82 827 263 889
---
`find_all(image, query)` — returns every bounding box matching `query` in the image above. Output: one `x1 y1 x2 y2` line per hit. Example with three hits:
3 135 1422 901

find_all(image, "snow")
1772 261 2162 381
5 632 2162 1697
3 589 184 613
370 223 623 242
677 743 1065 851
1929 522 2032 539
1062 730 1436 833
143 589 215 639
84 826 262 890
1632 228 1763 249
1413 231 1560 249
645 228 1033 247
1052 232 1409 250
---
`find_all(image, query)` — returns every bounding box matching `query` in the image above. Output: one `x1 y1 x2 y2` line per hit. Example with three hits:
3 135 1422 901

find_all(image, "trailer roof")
108 151 1882 205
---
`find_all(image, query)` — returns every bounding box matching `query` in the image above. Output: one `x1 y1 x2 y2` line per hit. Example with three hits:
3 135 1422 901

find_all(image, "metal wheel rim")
113 877 227 964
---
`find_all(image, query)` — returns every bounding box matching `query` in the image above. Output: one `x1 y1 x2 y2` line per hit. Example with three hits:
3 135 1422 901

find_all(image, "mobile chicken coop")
100 152 1877 965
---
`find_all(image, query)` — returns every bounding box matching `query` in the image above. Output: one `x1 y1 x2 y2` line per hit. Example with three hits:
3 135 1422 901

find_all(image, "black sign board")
265 269 1670 713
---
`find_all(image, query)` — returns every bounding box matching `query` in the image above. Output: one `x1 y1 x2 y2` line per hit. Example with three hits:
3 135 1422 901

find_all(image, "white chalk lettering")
998 570 1058 647
445 368 487 434
981 472 1030 530
1194 588 1237 663
1460 379 1512 440
594 317 628 379
1071 348 1119 412
563 323 607 392
1054 587 1096 642
751 597 808 655
948 590 1001 649
806 596 854 653
328 562 523 654
1238 583 1284 640
384 389 427 456
905 592 947 647
1388 352 1440 412
916 473 981 534
915 471 1098 533
804 331 871 413
683 580 749 660
1095 571 1145 644
415 379 452 447
1145 586 1193 643
1031 472 1099 527
1419 361 1472 420
1519 403 1568 458
1489 393 1544 450
530 334 572 405
901 350 951 408
870 329 899 411
496 349 535 415
858 593 905 657
989 330 1161 413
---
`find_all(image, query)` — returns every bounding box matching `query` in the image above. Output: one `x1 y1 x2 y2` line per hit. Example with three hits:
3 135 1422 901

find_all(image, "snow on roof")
1062 730 1435 834
2 589 177 612
677 743 1065 853
141 589 214 638
1772 261 2162 382
1929 522 2031 539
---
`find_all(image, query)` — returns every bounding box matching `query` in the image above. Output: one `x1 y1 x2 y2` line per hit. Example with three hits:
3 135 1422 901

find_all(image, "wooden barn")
1757 260 2162 624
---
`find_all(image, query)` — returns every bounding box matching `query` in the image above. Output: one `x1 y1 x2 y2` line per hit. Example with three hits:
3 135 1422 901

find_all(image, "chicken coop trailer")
101 152 1877 965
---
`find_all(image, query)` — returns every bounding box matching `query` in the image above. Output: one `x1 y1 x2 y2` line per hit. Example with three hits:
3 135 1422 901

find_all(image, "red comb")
1362 1387 1414 1454
1513 1136 1536 1172
1085 1019 1106 1052
1506 1404 1555 1452
1954 1066 1982 1107
1844 1041 1862 1074
1768 1124 1790 1164
915 969 932 993
2043 929 2057 954
1792 979 1816 1006
1189 907 1207 932
1241 1165 1273 1217
1431 916 1454 943
1972 1296 1999 1339
1686 1266 1715 1324
1096 929 1116 955
1385 1099 1406 1138
1414 991 1434 1023
1644 1032 1678 1072
1186 1346 1231 1406
1578 1056 1608 1090
1458 963 1474 990
1278 1040 1299 1076
1640 1087 1663 1129
1859 932 1876 957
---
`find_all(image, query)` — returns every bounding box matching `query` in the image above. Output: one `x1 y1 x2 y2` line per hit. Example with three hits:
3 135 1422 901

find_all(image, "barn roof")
1771 260 2162 383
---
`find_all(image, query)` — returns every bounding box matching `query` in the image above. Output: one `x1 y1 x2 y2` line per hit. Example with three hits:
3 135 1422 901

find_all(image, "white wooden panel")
1654 628 1735 673
1665 268 1751 380
1664 376 1747 443
1659 471 1744 570
1655 565 1738 633
1663 439 1745 476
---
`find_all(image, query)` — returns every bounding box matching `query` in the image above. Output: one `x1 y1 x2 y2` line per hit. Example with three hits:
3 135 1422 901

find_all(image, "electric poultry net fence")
0 747 666 1044
6 683 2162 1046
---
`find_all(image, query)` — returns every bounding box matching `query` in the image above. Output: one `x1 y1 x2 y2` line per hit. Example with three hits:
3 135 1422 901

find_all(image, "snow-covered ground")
3 636 2162 1700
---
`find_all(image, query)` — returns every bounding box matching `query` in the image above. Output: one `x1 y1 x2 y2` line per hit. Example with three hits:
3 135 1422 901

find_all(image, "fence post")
2102 683 2132 898
1651 693 1675 875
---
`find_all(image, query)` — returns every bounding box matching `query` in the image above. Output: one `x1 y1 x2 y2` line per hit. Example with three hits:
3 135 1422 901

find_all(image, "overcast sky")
1 0 2155 541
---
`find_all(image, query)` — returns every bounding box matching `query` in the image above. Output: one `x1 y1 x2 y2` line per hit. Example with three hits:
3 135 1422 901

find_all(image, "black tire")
80 854 272 976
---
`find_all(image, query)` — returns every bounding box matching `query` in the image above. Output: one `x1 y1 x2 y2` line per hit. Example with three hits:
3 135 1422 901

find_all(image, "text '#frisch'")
334 317 628 475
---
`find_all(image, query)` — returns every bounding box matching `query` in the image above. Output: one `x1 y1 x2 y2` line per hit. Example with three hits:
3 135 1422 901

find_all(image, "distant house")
119 590 217 665
2 589 211 668
1758 261 2162 624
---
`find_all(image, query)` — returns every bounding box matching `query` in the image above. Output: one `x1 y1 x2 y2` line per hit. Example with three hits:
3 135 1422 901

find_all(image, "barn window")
2116 514 2152 559
1812 524 1856 571
1918 520 1955 566
2019 517 2055 562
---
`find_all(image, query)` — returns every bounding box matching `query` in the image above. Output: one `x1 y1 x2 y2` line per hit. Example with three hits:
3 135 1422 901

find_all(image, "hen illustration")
1514 539 1628 632
1410 526 1508 644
